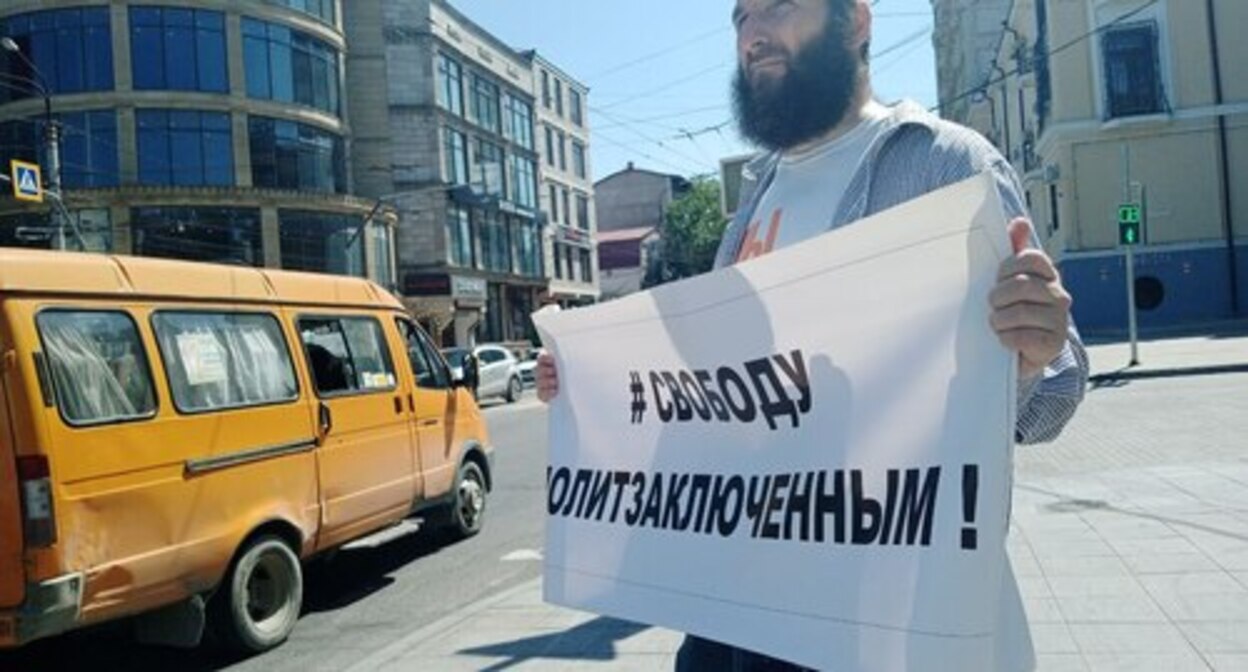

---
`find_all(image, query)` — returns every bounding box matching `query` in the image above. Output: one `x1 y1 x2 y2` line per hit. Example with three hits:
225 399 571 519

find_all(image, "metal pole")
45 107 65 251
1205 0 1238 315
1122 145 1139 366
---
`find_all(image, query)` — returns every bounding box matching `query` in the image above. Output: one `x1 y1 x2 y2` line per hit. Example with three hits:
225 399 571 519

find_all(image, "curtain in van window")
38 317 150 424
153 313 297 412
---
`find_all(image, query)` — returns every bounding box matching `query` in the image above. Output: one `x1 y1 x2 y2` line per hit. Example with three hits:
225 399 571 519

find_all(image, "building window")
509 156 537 209
516 219 542 278
137 110 234 187
541 70 551 108
558 133 567 172
0 8 114 103
447 205 474 268
576 194 590 231
130 7 227 93
0 112 119 189
243 18 341 116
1101 21 1165 119
131 206 262 265
436 52 464 116
478 211 511 274
561 189 571 228
470 74 501 134
553 243 563 280
0 209 111 252
579 248 593 283
504 95 534 150
544 126 555 167
1048 184 1060 233
249 116 346 193
554 79 564 117
473 138 505 197
570 89 584 127
279 211 365 277
443 128 468 185
572 141 587 179
548 184 559 224
269 0 335 26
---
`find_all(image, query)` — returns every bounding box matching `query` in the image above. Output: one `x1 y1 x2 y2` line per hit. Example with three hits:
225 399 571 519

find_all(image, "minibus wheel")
431 460 486 539
212 535 303 653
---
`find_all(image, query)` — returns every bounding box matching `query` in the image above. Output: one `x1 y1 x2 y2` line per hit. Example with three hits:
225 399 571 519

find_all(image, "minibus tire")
211 535 303 653
431 461 487 539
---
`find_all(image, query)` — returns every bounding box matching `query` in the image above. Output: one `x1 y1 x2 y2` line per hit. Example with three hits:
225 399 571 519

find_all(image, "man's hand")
536 352 559 402
990 218 1073 381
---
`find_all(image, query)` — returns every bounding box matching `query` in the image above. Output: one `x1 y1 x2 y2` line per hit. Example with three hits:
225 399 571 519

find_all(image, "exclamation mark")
961 465 979 550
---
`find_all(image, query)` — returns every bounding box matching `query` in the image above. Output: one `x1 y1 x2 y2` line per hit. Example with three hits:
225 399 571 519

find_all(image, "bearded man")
539 1 1089 669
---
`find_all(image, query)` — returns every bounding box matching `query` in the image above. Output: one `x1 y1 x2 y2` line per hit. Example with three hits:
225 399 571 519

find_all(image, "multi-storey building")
525 52 598 308
930 0 1011 130
0 0 397 284
344 0 545 347
933 0 1247 334
594 163 690 299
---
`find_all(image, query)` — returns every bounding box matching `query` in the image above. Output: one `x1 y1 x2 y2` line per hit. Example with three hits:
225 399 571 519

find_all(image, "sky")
452 0 939 181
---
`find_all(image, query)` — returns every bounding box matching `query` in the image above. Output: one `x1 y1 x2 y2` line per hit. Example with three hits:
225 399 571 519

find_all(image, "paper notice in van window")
177 333 228 386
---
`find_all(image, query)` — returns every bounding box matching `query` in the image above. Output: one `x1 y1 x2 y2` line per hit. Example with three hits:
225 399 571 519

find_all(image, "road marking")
501 548 543 562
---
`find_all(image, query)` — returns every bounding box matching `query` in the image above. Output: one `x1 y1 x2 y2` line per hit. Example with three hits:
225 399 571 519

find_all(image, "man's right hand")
536 352 559 402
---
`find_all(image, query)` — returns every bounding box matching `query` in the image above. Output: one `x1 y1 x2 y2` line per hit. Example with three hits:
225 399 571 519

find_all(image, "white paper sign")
534 175 1021 671
176 332 227 386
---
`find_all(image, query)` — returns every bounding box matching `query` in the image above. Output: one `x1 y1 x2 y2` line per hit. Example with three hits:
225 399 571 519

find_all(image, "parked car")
0 248 494 654
443 345 523 403
517 349 543 387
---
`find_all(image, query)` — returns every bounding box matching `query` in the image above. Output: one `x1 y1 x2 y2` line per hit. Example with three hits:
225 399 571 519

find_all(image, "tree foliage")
644 178 728 287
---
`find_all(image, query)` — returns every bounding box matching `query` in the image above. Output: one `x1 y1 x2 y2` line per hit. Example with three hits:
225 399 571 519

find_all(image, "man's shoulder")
884 101 1008 176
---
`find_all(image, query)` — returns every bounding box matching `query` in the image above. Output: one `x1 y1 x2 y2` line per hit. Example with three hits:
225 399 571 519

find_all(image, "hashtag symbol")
629 372 647 424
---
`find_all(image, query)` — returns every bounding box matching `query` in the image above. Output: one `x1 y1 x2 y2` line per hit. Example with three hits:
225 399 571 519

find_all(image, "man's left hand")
990 218 1073 381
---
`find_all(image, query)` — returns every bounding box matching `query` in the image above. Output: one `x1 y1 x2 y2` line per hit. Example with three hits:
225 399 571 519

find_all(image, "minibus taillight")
17 456 56 548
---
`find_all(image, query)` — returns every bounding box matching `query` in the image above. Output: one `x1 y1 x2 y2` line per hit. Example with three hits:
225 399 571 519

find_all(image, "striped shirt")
716 100 1088 445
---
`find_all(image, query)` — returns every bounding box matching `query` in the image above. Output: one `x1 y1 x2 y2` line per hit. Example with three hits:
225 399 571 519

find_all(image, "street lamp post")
2 37 66 250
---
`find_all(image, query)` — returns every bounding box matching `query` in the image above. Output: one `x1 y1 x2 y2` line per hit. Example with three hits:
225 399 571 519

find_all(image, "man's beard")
732 19 860 151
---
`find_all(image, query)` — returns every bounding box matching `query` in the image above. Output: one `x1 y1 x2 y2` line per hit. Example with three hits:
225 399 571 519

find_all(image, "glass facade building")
0 2 394 285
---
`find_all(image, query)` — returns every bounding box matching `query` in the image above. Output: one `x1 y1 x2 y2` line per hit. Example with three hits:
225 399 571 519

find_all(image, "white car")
442 344 523 403
516 349 543 387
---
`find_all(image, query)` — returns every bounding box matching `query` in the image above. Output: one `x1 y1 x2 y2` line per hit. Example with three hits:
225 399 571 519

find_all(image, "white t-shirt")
736 101 891 263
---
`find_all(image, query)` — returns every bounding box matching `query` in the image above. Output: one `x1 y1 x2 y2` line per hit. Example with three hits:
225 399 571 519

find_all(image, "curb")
344 577 544 671
1088 362 1248 384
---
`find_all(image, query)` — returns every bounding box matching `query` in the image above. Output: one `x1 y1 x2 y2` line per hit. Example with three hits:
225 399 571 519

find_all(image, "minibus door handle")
393 396 403 415
318 402 333 442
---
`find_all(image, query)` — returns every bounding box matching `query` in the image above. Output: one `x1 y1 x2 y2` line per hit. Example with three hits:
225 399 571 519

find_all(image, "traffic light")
1118 204 1142 246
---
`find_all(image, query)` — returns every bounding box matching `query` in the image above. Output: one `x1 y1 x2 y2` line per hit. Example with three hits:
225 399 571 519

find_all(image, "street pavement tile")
1122 552 1223 574
1011 549 1044 577
1235 573 1248 590
1035 653 1090 671
1018 574 1057 599
1080 516 1182 542
1067 623 1195 654
1047 575 1147 598
1030 623 1080 654
1139 572 1247 597
528 655 676 670
1175 622 1248 653
1024 597 1066 623
1028 538 1117 559
1079 652 1212 672
1207 654 1248 671
1108 536 1203 555
1037 554 1133 577
1055 594 1168 623
1148 590 1248 622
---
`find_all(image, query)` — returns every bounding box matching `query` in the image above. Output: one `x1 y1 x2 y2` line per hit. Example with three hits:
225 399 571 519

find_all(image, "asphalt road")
0 393 550 672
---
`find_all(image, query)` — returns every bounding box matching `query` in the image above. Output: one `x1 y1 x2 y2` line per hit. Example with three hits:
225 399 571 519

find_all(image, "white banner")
534 175 1021 671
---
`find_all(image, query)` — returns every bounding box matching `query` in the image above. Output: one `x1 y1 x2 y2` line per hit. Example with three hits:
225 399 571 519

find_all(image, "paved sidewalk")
353 333 1248 671
1086 327 1248 381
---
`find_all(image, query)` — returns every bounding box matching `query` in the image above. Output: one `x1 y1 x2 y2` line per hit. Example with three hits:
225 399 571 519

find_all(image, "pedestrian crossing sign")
10 160 43 203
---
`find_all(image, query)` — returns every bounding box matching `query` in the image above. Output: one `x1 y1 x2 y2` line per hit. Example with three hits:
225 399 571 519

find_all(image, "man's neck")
786 81 875 156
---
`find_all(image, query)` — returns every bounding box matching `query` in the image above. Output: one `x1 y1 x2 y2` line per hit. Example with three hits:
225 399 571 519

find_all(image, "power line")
586 26 733 82
593 106 711 173
872 25 932 60
593 61 734 111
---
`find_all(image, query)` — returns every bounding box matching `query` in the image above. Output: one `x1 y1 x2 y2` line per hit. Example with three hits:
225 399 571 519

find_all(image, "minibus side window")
299 316 397 396
152 312 299 413
395 319 449 390
35 310 158 427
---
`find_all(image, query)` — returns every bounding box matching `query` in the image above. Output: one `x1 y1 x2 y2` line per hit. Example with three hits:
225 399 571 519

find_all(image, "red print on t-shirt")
736 208 782 262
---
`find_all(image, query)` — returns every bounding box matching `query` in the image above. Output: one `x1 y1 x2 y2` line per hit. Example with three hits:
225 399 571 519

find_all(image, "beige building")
344 0 545 347
525 52 599 308
934 0 1248 334
0 0 397 284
